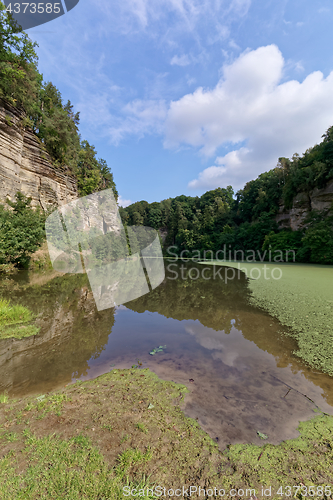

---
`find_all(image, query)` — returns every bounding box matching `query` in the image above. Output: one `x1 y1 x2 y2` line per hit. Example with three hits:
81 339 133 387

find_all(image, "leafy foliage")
282 127 333 208
0 193 46 267
76 141 118 198
262 230 304 262
301 210 333 264
0 2 40 115
0 4 117 200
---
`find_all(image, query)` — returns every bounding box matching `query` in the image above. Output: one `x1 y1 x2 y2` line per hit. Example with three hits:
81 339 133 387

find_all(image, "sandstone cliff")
0 99 77 209
276 179 333 230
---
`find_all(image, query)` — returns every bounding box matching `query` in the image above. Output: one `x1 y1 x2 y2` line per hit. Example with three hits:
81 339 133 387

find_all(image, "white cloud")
95 0 250 37
228 39 241 50
118 196 132 207
188 165 227 189
228 0 251 17
318 7 330 13
108 99 168 144
187 76 196 86
295 61 304 72
170 54 191 66
162 44 333 190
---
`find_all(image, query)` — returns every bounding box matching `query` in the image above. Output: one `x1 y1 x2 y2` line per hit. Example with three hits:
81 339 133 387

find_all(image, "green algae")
226 414 333 494
199 261 333 376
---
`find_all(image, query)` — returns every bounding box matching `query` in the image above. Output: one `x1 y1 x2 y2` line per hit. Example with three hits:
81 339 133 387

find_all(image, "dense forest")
120 128 333 264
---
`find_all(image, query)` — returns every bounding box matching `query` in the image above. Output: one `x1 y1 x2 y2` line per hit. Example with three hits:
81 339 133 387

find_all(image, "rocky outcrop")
276 180 333 230
0 99 77 209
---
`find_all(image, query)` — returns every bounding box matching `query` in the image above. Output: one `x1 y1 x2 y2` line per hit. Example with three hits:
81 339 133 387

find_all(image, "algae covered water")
1 262 333 448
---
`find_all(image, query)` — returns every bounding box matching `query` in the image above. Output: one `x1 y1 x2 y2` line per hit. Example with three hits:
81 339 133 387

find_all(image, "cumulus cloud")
118 196 132 207
163 44 333 190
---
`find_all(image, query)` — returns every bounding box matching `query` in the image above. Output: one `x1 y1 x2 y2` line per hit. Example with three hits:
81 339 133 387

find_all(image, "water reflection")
0 273 113 394
0 262 333 448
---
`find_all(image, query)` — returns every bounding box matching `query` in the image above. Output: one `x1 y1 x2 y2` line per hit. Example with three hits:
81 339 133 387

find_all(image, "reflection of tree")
126 262 251 334
125 263 301 373
0 273 115 395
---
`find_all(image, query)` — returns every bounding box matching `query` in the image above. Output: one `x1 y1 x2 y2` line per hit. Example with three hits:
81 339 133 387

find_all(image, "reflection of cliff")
0 99 77 209
0 273 114 395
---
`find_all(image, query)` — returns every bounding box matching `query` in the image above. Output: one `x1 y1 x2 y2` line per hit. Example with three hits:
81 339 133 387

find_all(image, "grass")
199 261 333 376
0 298 33 326
0 432 156 499
0 393 9 404
0 298 40 340
137 422 148 433
0 368 333 499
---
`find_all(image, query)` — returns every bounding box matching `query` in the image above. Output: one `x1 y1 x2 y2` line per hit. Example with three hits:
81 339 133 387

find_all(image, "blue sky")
28 0 333 206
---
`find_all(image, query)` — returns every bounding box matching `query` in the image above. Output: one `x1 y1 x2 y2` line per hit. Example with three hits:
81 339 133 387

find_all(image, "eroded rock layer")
276 180 333 230
0 99 77 209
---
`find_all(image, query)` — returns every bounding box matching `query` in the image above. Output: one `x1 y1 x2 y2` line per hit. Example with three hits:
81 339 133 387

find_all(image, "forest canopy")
121 128 333 265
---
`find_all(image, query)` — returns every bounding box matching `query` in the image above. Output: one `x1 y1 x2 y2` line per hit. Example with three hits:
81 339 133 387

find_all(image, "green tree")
0 2 40 116
76 141 118 199
0 193 45 267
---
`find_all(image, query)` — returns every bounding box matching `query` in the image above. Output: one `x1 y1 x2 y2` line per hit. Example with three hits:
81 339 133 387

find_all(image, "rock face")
276 180 333 230
0 99 78 209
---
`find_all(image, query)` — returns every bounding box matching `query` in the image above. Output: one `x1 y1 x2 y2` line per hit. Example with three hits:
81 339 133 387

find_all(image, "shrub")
302 218 333 264
262 230 304 262
0 192 46 268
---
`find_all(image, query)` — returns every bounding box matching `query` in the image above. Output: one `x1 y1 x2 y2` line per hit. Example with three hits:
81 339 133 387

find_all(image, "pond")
1 261 333 449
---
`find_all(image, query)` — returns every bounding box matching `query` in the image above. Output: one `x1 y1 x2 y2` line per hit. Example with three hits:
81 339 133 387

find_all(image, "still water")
1 262 333 448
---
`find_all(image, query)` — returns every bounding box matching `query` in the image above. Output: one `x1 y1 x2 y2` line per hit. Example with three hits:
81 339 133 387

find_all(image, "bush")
0 193 46 268
302 217 333 264
262 230 304 262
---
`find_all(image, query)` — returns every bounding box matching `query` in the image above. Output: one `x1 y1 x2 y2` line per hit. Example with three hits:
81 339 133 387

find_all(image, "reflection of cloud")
184 321 267 368
116 305 128 310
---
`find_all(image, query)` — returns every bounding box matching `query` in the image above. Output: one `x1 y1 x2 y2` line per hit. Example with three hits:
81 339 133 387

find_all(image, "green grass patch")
0 298 33 326
0 393 9 404
0 433 156 499
0 298 39 340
